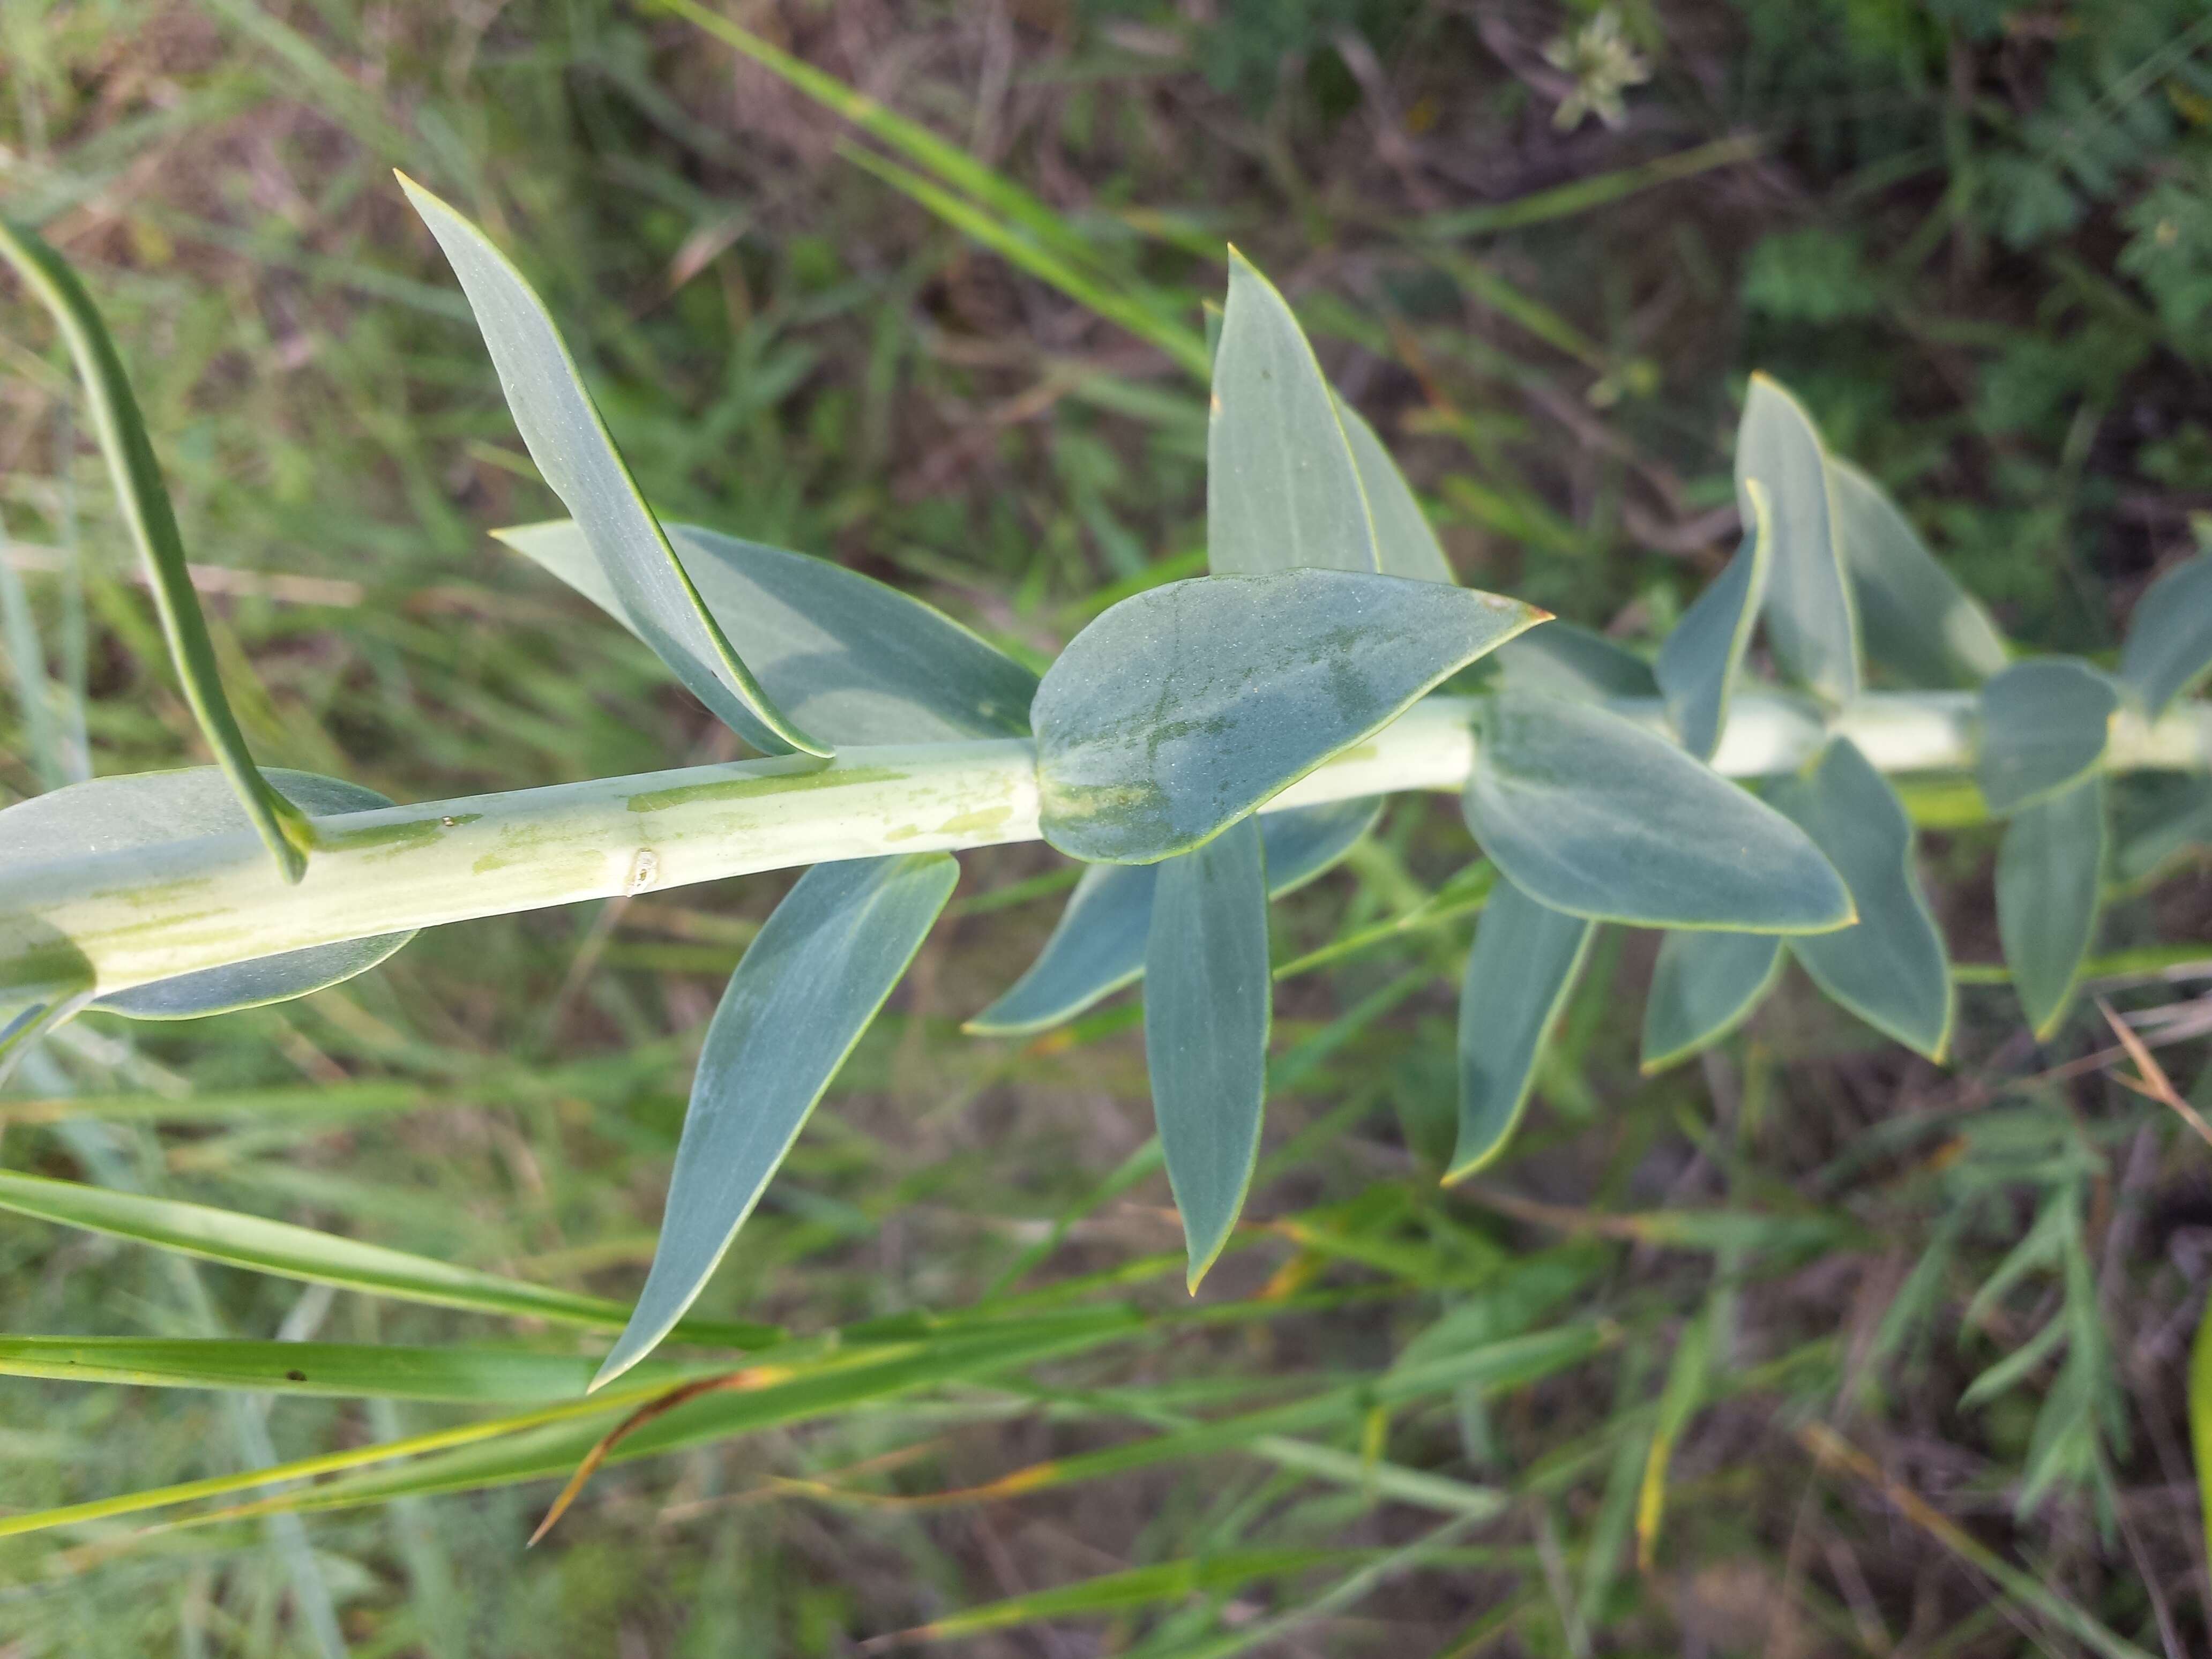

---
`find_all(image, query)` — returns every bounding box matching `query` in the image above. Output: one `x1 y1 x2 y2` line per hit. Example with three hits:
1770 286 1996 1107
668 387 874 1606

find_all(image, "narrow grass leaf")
0 217 313 879
1656 477 1772 759
900 1551 1342 1641
968 799 1378 1036
1996 775 2105 1040
2119 548 2212 717
1449 879 1595 1180
1829 459 2007 687
595 853 959 1387
1770 738 1953 1059
1738 374 1859 704
1635 1314 1712 1571
1035 571 1539 863
0 509 64 791
2195 1282 2212 1579
1462 691 1851 931
1976 658 2117 816
1208 251 1381 577
1335 399 1455 583
398 175 826 757
1639 929 1784 1074
1491 621 1657 700
1146 817 1271 1289
496 520 1036 743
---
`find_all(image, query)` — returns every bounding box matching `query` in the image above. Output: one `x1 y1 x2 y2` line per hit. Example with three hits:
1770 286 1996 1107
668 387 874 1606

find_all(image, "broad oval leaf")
1656 477 1772 760
1491 621 1657 702
1639 930 1784 1074
0 768 414 1019
1034 571 1540 864
1976 658 2117 816
399 175 827 758
1769 738 1953 1059
2119 548 2212 718
1145 816 1271 1289
1461 691 1851 932
594 852 957 1388
1449 879 1595 1180
1829 459 2008 687
1207 250 1380 577
966 798 1379 1037
497 520 1037 744
1336 398 1455 583
1738 375 1859 705
1997 774 2105 1041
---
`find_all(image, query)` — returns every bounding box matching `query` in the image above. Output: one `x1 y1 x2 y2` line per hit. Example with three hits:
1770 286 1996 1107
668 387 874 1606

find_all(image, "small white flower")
1542 8 1651 132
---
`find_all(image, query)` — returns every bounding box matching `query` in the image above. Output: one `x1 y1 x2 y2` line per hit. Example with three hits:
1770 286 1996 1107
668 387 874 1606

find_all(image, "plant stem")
2 691 2204 1002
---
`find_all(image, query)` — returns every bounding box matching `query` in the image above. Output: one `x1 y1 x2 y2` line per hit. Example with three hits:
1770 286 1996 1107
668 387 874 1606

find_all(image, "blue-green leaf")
1491 622 1657 702
1997 775 2105 1040
966 799 1380 1037
1145 816 1271 1289
1639 930 1784 1074
1828 460 2007 688
399 175 827 758
1449 879 1595 1180
1769 739 1953 1060
0 768 414 1019
1207 250 1380 577
1335 398 1455 584
594 853 958 1387
1738 375 1858 705
1034 571 1540 864
2110 773 2212 891
495 520 1036 744
2118 548 2212 718
1976 659 2117 816
1461 691 1851 932
1656 479 1772 760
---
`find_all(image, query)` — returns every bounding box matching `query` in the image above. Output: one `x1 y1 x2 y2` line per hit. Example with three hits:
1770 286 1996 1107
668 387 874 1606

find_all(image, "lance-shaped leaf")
1335 398 1456 584
497 520 1036 744
399 175 827 758
1449 879 1595 1180
1461 691 1851 932
1144 816 1271 1289
0 767 415 1019
594 853 957 1388
1656 478 1773 760
1034 571 1540 864
1997 775 2105 1040
1976 659 2117 816
2119 548 2212 718
1769 739 1953 1059
1829 459 2007 688
1738 375 1859 705
1639 930 1784 1074
1492 621 1658 701
967 799 1379 1037
1207 250 1381 577
2110 773 2212 892
0 217 313 880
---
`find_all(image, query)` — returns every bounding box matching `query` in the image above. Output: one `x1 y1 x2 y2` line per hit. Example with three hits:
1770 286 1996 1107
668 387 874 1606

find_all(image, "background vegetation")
2 0 2210 1652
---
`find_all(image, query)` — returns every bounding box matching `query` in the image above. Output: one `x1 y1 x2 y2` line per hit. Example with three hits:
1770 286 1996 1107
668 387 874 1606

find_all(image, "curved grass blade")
2195 1283 2212 1581
1976 658 2117 816
1828 459 2008 687
1656 477 1772 760
1769 738 1953 1060
1335 398 1455 583
397 175 827 758
1208 250 1382 577
1491 620 1658 701
495 519 1035 744
1462 691 1851 932
0 217 313 880
2119 547 2212 718
1145 817 1271 1289
1639 929 1784 1074
1997 775 2105 1040
595 853 959 1388
1449 879 1595 1180
0 991 92 1087
967 798 1380 1037
1035 571 1540 864
0 767 415 1018
1738 374 1858 705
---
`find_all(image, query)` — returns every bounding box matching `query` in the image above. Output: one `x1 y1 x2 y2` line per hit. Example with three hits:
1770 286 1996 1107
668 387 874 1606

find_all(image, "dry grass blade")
2096 997 2212 1150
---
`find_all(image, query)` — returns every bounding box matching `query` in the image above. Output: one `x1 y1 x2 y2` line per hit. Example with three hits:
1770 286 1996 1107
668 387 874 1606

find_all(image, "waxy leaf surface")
1829 459 2007 688
1640 930 1783 1074
1738 375 1859 704
1656 478 1772 760
1770 738 1953 1059
1335 398 1455 583
1976 659 2117 816
1451 879 1594 1179
596 853 957 1387
1491 621 1657 702
1145 816 1271 1288
2118 549 2212 717
1996 774 2104 1040
1461 691 1851 932
1034 571 1539 864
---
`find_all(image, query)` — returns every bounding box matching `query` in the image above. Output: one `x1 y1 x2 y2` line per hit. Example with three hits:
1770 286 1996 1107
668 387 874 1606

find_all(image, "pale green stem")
2 691 2204 1002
